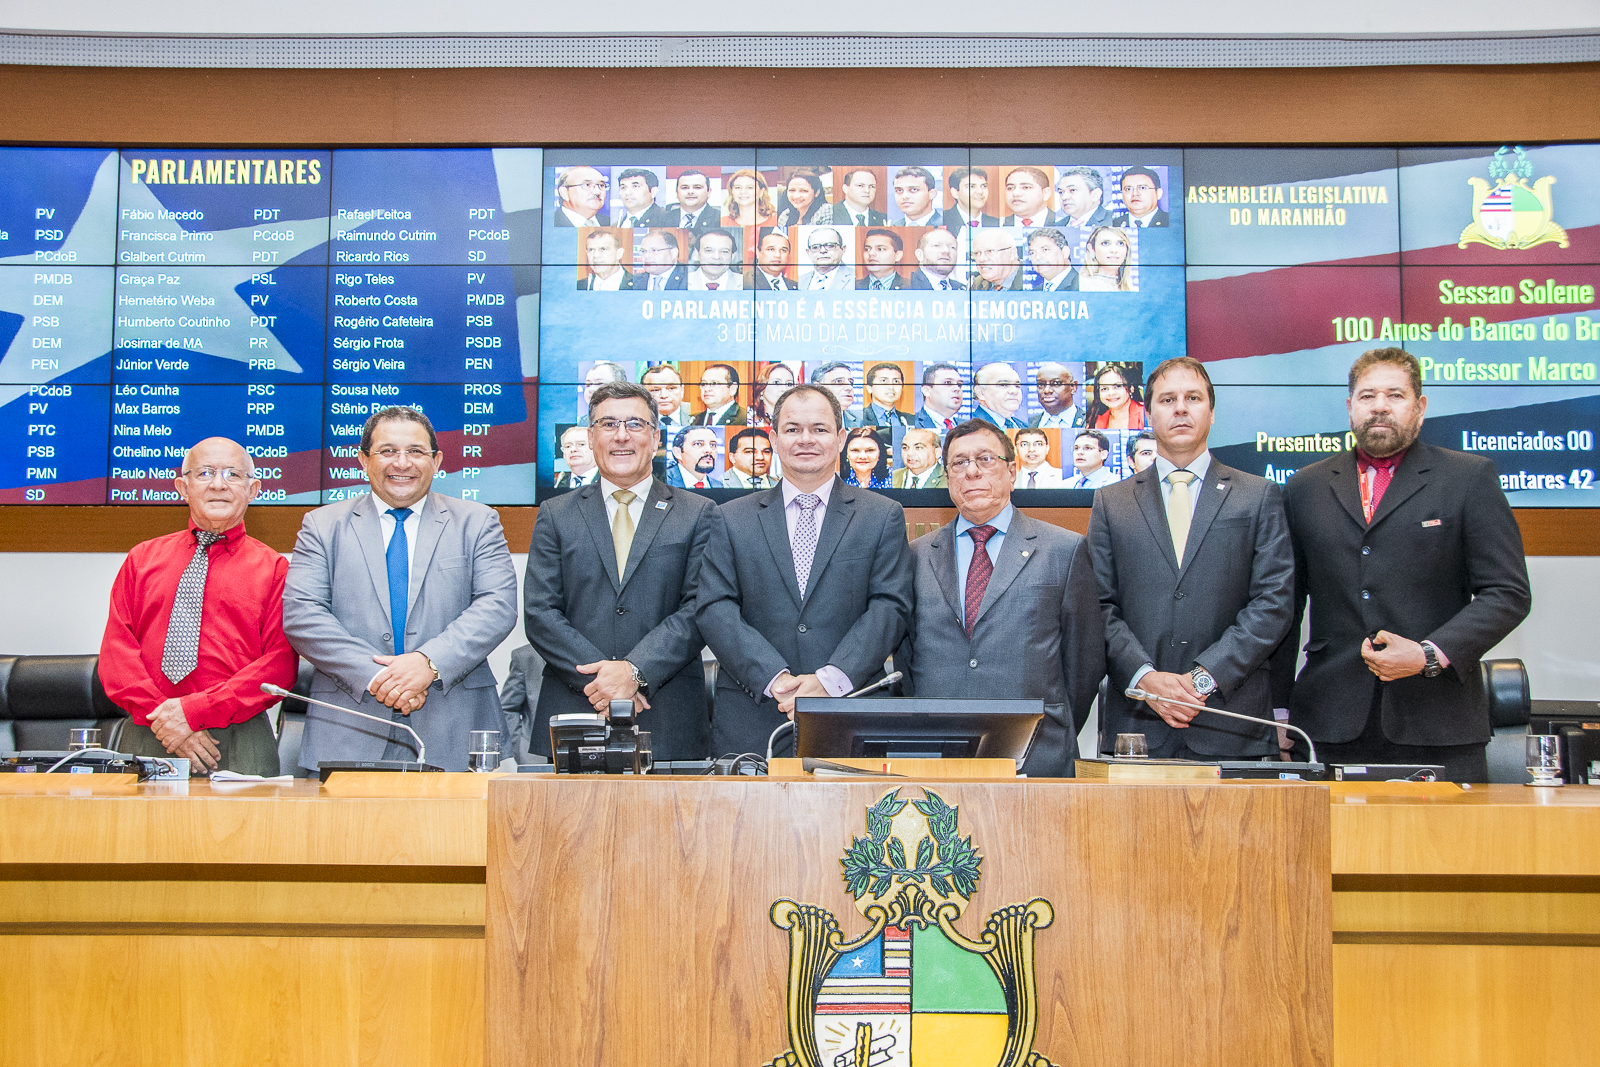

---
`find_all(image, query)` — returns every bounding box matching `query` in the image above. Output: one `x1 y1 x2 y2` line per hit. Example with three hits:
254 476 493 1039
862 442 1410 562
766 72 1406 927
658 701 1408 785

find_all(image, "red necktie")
1359 450 1400 522
1021 217 1034 227
964 525 997 636
695 480 706 489
706 282 718 290
944 417 954 431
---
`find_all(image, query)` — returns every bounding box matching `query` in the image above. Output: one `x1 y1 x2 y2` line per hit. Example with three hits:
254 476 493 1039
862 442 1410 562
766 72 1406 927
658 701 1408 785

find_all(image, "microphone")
262 682 427 766
1124 686 1319 766
846 671 903 699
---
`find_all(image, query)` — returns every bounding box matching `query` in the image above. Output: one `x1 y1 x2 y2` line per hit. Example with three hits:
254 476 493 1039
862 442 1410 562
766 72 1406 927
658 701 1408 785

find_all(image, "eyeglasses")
947 453 1006 473
366 447 438 461
183 467 250 484
807 242 843 251
592 417 656 434
564 180 609 192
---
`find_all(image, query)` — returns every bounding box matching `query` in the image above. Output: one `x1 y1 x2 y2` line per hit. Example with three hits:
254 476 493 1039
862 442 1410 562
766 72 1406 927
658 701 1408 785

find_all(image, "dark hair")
839 168 876 192
1075 429 1111 454
729 426 771 452
866 362 903 386
921 361 962 387
1120 165 1162 190
1008 165 1051 188
758 226 790 247
843 427 890 483
949 166 988 188
640 362 682 383
942 419 1015 469
1028 228 1069 250
1126 430 1156 459
587 380 659 422
1348 347 1422 398
1014 428 1049 448
864 228 903 252
772 382 843 431
702 363 741 388
1088 363 1146 422
676 169 708 185
361 406 437 454
617 167 659 190
810 361 852 384
778 171 826 224
894 165 938 192
673 425 717 452
1146 356 1215 408
1058 166 1104 194
696 227 735 254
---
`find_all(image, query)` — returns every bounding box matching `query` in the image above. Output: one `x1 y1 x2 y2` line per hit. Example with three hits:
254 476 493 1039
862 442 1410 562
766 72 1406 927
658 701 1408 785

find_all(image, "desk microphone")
261 682 428 767
766 672 906 761
1124 686 1319 766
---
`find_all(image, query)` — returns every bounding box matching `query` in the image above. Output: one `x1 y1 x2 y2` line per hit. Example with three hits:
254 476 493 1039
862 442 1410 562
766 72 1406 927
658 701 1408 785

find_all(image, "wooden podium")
486 777 1332 1067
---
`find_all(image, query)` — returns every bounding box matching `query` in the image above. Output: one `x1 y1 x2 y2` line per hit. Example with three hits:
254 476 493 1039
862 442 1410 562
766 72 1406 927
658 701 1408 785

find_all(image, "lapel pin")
655 501 669 510
1020 551 1029 558
1422 519 1441 527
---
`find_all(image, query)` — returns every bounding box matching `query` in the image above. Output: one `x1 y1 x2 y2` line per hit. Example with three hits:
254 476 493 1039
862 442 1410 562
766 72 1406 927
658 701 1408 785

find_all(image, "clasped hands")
771 671 828 719
147 697 220 772
1137 671 1205 729
1360 630 1441 681
575 659 650 715
370 651 436 714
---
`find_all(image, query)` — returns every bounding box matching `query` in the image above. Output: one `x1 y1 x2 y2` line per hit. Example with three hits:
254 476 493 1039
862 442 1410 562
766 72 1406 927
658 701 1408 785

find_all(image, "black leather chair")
274 658 316 777
0 654 128 752
1482 658 1532 784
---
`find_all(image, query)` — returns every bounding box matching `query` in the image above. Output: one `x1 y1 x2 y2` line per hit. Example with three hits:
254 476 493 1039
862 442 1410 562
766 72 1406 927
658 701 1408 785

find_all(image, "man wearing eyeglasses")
629 231 690 292
285 407 518 772
554 166 612 228
897 419 1104 777
525 381 720 761
797 227 854 292
99 437 299 775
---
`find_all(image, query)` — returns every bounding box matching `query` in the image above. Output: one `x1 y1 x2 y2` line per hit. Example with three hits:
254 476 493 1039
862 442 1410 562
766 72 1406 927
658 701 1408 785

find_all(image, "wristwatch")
421 654 440 685
1189 665 1217 697
1420 641 1443 679
627 661 648 690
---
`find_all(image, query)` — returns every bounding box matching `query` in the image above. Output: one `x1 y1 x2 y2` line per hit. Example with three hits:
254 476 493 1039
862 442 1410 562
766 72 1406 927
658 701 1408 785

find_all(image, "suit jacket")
1088 460 1294 758
754 270 797 291
724 468 778 490
909 271 966 291
1112 209 1170 228
630 265 689 291
665 465 723 489
914 408 960 433
524 479 719 761
844 403 912 429
1001 209 1057 227
971 271 1028 292
554 209 610 228
1029 407 1086 429
1062 206 1114 230
692 403 746 427
945 207 1000 232
665 206 719 232
616 204 671 228
498 644 545 763
829 204 888 227
797 267 854 292
890 209 943 227
1028 269 1080 293
972 405 1025 430
696 479 913 756
856 273 909 291
1270 442 1531 746
893 464 947 489
284 493 519 771
553 470 599 489
899 512 1104 776
579 268 634 291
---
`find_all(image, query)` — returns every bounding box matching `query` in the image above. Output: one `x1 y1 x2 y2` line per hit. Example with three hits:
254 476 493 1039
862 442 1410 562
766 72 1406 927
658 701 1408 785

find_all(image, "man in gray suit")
524 381 720 761
697 383 913 757
798 227 854 292
1088 357 1293 760
899 420 1104 776
285 407 519 772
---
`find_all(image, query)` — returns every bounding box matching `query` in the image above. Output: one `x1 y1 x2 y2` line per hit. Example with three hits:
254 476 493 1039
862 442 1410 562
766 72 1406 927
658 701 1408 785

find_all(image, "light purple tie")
792 494 822 599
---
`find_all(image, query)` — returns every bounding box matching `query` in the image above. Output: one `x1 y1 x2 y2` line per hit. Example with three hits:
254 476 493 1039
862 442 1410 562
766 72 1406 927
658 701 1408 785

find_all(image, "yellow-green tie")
611 489 637 579
1167 470 1196 563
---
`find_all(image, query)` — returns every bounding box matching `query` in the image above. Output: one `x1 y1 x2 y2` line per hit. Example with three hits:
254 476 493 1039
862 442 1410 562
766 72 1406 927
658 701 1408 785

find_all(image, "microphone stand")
262 682 431 768
1124 686 1320 767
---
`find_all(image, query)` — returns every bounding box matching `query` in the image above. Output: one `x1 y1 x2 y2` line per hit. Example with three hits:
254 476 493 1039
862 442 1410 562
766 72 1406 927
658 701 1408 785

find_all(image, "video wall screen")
2 144 1596 506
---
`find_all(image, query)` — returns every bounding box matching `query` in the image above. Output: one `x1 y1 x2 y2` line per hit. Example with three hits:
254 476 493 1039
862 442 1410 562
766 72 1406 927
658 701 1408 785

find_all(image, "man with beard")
666 426 723 489
725 427 777 489
892 428 946 489
1029 362 1085 429
1272 348 1530 782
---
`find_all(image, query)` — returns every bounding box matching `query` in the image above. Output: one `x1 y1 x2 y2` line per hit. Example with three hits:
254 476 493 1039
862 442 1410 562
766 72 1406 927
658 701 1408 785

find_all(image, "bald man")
99 438 299 775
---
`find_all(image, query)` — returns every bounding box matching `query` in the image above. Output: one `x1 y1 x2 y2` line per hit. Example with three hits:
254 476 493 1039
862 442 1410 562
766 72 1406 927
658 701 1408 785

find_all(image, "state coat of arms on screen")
1459 145 1570 251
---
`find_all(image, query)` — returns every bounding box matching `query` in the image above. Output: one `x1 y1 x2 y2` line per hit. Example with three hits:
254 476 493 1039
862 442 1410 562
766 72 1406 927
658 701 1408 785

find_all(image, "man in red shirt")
99 437 298 774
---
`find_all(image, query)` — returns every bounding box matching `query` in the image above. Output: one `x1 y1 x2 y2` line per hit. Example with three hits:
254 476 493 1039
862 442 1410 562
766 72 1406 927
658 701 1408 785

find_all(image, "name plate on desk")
768 757 1017 779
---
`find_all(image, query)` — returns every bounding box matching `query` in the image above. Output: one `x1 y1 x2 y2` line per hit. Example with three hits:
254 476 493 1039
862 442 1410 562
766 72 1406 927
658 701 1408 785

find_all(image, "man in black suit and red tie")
1272 348 1531 782
945 166 1000 232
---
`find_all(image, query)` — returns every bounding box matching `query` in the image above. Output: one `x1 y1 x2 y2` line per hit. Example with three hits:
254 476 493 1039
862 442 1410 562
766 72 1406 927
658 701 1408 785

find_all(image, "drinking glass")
1114 733 1149 759
1525 734 1563 787
468 730 501 773
67 728 101 752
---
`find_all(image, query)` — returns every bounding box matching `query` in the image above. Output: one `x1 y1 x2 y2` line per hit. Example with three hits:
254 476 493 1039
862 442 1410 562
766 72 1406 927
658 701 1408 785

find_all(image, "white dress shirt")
1129 450 1213 690
1015 464 1064 488
689 268 743 291
587 268 629 291
1062 464 1118 489
599 473 652 532
769 478 851 698
370 495 428 683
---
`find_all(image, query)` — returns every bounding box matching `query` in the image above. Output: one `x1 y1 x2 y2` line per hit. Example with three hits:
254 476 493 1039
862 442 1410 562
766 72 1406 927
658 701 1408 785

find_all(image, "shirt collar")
1356 446 1407 472
1154 450 1212 484
600 473 654 500
957 503 1014 538
782 477 835 507
188 518 247 547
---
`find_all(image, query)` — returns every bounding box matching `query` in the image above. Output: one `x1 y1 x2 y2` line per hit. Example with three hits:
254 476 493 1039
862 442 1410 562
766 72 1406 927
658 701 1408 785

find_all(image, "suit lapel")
929 524 963 628
1367 443 1431 531
1132 469 1180 577
353 493 392 625
804 480 856 608
974 514 1038 628
577 483 623 592
757 486 803 612
1177 464 1232 580
618 480 673 592
1328 452 1367 529
409 495 449 613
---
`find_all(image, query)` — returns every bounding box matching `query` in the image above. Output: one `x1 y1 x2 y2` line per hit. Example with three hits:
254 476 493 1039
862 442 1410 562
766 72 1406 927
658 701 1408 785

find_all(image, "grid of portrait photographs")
539 149 1185 502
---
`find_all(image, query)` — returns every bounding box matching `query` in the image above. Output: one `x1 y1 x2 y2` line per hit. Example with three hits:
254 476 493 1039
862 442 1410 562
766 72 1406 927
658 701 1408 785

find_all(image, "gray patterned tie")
161 529 225 684
792 494 822 599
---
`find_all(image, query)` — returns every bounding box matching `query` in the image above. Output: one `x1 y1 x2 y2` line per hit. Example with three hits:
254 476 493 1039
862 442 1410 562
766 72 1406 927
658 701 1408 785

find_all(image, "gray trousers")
119 712 280 776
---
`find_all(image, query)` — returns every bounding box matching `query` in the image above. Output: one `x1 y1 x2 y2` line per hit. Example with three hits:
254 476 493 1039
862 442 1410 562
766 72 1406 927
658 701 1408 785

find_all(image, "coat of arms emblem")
761 788 1058 1067
1459 145 1569 251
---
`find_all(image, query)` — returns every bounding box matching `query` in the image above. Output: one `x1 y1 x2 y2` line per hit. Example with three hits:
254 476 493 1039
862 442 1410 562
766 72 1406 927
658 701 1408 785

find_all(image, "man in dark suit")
970 229 1027 292
945 166 1000 232
999 166 1057 228
899 420 1104 776
578 229 634 291
553 166 611 228
753 228 797 291
1089 356 1294 760
525 380 720 761
888 166 943 227
665 170 719 231
614 168 671 228
665 426 724 489
630 231 689 291
829 168 888 228
691 363 745 426
855 228 910 291
696 383 913 757
1111 166 1170 228
908 229 967 291
1271 348 1531 782
844 362 913 428
1055 167 1114 230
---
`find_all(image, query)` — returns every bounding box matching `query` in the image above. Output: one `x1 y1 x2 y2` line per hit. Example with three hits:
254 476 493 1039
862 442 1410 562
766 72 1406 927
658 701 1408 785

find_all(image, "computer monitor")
794 698 1044 761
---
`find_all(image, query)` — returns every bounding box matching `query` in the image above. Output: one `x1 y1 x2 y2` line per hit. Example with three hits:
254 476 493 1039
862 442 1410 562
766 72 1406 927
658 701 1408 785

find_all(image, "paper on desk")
210 770 295 782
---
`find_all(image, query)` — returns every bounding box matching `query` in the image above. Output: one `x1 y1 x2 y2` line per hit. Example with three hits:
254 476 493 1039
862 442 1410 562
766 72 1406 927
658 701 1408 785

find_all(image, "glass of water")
1525 734 1563 787
1114 733 1149 759
67 728 102 752
468 730 501 773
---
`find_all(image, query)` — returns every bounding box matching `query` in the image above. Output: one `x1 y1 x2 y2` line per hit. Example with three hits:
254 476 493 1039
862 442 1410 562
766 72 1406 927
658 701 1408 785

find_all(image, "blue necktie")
385 507 412 655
